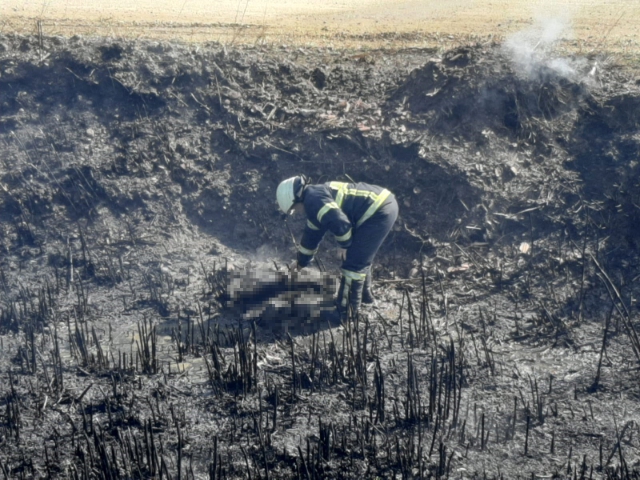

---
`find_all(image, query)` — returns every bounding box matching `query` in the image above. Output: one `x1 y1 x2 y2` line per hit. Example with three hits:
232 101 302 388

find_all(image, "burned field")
1 33 640 478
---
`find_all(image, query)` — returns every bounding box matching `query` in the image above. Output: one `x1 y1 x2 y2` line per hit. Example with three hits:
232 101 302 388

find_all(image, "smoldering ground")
0 32 640 478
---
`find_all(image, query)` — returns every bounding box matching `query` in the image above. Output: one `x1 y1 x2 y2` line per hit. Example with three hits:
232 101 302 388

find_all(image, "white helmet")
276 176 306 214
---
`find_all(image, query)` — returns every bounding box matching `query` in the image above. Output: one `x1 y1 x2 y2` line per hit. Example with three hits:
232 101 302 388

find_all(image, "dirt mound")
1 34 640 478
386 46 640 247
391 47 589 142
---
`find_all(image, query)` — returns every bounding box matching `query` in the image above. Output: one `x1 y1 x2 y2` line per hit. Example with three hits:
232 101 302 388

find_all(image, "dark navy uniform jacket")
296 181 392 268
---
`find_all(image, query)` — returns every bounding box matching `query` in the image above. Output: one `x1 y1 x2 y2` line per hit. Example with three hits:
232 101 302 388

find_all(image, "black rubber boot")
335 276 349 319
337 274 365 318
349 279 364 315
362 269 375 305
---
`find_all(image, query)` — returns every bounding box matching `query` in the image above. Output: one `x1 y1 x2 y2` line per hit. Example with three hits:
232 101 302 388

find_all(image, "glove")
288 260 300 272
296 251 313 268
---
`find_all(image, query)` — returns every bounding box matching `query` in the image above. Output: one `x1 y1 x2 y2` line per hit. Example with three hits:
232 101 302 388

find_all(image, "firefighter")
276 175 398 320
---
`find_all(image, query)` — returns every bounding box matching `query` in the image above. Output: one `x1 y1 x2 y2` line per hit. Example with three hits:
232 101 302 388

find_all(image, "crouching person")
276 175 398 321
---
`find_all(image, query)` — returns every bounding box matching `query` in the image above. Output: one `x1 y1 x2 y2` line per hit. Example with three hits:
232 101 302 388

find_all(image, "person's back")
303 182 390 227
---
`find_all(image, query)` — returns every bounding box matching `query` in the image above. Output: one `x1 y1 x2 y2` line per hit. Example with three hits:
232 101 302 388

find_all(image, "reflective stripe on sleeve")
317 201 340 223
335 228 352 243
306 220 320 231
356 189 391 227
298 244 318 256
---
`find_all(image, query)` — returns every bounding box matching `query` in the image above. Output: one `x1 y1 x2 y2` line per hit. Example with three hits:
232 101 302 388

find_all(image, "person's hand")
337 248 347 261
288 260 300 272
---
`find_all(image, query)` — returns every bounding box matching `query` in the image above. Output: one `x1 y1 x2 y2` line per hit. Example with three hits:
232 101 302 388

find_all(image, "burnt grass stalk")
2 36 640 478
2 247 640 478
0 265 635 477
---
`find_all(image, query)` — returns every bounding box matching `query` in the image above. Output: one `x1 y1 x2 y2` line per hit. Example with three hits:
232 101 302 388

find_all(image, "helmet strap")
294 175 307 200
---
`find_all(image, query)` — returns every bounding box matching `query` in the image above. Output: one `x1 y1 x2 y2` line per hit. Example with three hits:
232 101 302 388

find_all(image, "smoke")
250 244 286 269
502 16 590 83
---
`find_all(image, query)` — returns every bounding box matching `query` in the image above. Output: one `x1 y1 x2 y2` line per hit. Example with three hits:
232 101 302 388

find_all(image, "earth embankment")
1 32 640 478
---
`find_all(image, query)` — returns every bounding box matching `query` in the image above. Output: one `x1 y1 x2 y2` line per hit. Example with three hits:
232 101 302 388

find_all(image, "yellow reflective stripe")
356 189 391 228
341 268 367 281
347 190 377 199
335 228 352 243
336 186 346 207
298 244 318 256
329 182 352 208
317 202 340 223
306 220 320 231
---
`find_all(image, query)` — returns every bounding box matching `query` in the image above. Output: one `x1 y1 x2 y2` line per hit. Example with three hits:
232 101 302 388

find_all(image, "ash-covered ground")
1 33 640 479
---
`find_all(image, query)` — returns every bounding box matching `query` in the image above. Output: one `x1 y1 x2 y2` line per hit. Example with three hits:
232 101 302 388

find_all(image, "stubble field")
3 0 640 53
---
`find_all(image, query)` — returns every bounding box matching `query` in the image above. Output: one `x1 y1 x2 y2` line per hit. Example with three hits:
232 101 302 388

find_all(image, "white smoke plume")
250 244 287 269
502 17 591 83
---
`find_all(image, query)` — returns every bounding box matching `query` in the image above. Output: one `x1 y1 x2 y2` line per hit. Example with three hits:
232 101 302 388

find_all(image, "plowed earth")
1 30 640 479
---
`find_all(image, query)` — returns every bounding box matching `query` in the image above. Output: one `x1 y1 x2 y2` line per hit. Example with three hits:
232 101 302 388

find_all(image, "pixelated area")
226 268 337 331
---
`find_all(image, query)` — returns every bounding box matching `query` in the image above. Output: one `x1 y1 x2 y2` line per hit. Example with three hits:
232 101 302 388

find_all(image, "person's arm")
296 186 353 267
297 219 326 268
317 203 353 248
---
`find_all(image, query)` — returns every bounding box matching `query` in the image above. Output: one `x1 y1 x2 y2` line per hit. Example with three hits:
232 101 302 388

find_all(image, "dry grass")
1 0 640 54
